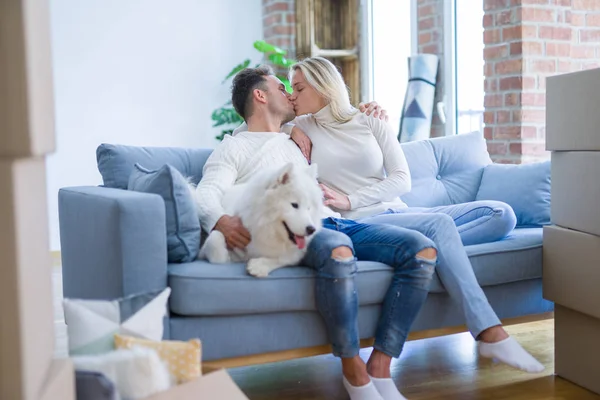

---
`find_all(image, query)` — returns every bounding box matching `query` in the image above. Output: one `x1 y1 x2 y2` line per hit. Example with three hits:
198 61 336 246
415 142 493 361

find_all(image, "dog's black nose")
306 225 316 235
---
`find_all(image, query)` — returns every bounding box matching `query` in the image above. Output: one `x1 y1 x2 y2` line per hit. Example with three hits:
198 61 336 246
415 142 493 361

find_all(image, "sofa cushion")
128 163 201 263
400 131 492 207
97 144 213 189
475 161 551 227
168 228 542 316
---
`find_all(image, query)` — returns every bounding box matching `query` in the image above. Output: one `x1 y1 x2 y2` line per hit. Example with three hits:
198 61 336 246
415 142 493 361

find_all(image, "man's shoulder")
218 133 244 149
209 134 245 162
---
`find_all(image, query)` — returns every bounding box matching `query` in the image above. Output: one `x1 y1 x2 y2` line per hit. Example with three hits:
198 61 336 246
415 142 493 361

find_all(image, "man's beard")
268 101 296 126
281 108 296 125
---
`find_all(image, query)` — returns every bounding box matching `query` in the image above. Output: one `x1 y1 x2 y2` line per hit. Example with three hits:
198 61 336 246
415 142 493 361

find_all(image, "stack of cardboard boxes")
544 68 600 395
0 1 75 399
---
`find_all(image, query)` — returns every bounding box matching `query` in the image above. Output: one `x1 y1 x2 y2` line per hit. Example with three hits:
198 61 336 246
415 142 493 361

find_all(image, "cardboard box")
551 152 600 237
143 369 249 400
0 158 56 399
39 359 75 400
0 0 55 157
546 68 600 151
543 225 600 320
555 305 600 395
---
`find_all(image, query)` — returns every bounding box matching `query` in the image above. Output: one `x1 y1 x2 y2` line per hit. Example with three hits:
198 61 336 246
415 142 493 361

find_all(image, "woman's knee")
476 200 517 237
492 201 517 232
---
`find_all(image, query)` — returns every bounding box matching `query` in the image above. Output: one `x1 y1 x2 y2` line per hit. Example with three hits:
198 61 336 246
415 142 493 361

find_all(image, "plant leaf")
222 59 251 83
215 129 234 141
277 76 293 94
211 107 242 127
254 40 286 55
269 53 296 68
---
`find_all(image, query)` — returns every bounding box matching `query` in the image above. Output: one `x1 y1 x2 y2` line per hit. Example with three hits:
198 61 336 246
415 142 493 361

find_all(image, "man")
196 65 437 400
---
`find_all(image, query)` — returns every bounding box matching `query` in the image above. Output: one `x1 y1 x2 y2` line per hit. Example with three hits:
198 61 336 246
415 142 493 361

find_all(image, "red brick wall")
417 0 445 138
262 0 296 59
484 0 600 163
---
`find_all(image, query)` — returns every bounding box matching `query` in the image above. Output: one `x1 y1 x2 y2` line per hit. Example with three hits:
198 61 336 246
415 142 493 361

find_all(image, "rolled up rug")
398 54 439 143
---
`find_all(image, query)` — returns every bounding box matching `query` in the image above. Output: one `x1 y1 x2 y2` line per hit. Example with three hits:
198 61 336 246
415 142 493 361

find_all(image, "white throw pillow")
63 288 171 355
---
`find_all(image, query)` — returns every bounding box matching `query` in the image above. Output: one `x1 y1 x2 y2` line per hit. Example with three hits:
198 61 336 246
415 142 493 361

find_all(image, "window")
453 0 485 135
367 0 414 132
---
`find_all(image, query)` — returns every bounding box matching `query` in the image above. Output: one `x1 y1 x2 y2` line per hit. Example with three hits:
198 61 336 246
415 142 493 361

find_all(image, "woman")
283 57 544 393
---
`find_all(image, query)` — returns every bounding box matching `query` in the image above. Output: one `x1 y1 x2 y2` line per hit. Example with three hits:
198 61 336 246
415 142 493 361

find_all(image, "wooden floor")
228 319 599 399
52 269 599 399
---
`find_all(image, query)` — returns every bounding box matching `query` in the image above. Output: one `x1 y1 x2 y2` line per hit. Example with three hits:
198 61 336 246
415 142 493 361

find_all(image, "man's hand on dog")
214 215 251 250
320 184 351 211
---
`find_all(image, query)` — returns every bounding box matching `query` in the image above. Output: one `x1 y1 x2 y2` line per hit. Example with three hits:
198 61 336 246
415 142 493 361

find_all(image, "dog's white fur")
198 162 323 277
72 347 172 398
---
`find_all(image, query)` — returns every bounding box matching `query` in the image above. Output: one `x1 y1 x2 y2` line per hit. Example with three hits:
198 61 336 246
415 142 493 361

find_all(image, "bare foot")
366 349 392 379
341 356 370 386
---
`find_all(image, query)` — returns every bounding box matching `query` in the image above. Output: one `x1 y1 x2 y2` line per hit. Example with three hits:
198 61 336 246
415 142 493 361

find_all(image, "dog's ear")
306 163 318 180
276 163 295 186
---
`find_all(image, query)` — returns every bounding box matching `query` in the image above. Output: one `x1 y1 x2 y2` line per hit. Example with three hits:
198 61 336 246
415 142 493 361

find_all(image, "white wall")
47 0 263 250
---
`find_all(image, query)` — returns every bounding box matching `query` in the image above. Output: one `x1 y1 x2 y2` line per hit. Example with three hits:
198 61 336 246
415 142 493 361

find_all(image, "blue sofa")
59 131 554 366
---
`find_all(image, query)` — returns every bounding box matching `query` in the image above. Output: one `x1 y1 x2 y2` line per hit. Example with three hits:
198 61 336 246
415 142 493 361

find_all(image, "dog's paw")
246 259 274 278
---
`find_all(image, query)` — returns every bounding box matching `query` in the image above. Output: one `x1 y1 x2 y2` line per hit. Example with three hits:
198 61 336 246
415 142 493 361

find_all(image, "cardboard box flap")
143 369 249 400
546 68 600 151
543 225 600 320
551 152 600 237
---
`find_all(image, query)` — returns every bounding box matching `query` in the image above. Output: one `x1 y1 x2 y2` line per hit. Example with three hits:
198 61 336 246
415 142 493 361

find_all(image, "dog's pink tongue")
296 236 306 250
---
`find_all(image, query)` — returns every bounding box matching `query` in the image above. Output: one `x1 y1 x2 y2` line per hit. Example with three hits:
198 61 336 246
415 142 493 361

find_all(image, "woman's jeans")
301 217 437 359
358 211 503 339
393 200 517 246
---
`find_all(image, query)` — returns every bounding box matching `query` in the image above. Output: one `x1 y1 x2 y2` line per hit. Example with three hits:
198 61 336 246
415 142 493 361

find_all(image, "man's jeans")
302 218 437 359
393 200 517 246
359 211 503 339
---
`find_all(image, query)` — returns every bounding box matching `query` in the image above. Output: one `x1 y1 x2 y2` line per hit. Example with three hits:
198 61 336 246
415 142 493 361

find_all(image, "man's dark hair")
231 65 274 120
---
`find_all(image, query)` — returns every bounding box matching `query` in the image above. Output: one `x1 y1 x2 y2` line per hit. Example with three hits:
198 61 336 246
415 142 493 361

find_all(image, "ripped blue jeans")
302 218 437 358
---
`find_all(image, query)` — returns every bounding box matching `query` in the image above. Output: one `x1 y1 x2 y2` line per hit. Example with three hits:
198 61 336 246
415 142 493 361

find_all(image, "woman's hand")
290 126 312 163
358 101 389 122
320 184 351 211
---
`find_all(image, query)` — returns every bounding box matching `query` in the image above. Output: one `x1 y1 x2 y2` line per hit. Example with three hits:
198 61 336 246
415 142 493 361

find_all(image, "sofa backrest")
97 131 492 206
97 144 213 189
400 131 492 207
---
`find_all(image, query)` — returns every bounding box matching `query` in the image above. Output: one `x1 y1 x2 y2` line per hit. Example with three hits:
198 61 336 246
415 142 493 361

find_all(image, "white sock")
343 376 384 400
479 336 544 373
368 375 407 400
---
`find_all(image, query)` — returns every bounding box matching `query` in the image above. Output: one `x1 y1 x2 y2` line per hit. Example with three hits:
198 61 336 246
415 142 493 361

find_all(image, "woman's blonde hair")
289 56 357 123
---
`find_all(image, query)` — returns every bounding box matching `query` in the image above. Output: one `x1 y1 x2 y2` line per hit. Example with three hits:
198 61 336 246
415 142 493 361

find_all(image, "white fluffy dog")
199 162 323 277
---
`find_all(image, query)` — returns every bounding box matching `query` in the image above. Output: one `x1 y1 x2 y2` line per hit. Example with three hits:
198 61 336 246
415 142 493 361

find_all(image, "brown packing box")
555 305 600 395
39 359 75 400
0 158 57 399
551 152 600 237
142 369 249 400
0 0 56 157
546 68 600 151
543 225 600 320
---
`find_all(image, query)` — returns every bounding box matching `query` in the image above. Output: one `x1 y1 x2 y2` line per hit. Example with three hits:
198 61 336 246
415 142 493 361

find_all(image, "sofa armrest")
58 186 168 300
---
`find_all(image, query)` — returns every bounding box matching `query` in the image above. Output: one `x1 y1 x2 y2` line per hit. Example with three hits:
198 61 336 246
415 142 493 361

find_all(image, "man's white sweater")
195 131 309 232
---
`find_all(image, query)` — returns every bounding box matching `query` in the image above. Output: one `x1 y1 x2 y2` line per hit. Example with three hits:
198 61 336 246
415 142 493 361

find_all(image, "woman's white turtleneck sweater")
292 105 410 220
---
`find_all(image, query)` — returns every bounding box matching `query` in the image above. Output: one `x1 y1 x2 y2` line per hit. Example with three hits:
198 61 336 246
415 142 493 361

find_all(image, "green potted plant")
211 40 296 141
